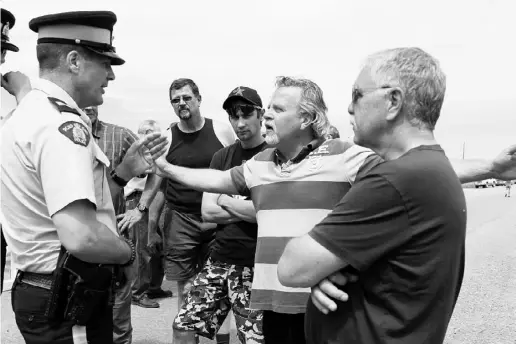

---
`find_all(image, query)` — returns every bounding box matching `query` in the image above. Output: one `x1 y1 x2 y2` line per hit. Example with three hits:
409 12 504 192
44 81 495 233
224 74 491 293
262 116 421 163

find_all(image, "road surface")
1 186 515 343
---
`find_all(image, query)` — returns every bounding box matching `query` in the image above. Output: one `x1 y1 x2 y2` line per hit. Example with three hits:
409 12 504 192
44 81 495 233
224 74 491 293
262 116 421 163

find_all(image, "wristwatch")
110 169 129 187
136 203 149 213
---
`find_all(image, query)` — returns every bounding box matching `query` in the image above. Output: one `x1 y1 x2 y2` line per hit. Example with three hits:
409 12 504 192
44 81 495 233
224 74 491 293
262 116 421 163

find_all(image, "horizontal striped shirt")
230 138 381 314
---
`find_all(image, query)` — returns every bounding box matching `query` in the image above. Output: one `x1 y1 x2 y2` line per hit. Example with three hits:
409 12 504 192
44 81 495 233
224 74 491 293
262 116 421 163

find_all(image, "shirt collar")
91 119 105 139
32 78 93 129
32 78 80 109
274 138 326 166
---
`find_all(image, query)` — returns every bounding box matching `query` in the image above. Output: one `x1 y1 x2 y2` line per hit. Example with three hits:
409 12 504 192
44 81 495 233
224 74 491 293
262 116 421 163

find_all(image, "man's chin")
265 134 279 146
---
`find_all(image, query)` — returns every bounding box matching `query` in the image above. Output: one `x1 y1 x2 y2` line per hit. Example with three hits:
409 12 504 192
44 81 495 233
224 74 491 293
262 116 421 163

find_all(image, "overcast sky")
1 0 514 159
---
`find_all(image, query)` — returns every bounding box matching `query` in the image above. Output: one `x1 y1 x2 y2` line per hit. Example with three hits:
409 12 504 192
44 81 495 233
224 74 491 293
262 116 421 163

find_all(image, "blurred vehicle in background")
475 179 496 188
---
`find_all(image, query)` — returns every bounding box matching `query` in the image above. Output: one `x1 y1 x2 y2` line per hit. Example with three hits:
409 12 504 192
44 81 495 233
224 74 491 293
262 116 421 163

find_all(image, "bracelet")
110 169 129 187
121 238 136 267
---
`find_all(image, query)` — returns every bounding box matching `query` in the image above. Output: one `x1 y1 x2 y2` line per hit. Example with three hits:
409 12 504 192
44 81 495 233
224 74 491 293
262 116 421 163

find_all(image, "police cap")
29 11 125 65
1 8 20 52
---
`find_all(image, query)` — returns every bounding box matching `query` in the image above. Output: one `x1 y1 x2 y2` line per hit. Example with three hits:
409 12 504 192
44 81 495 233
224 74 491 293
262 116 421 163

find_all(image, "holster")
45 247 115 325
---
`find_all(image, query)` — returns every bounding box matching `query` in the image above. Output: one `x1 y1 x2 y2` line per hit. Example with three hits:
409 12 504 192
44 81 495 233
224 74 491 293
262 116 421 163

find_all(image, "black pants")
11 277 114 344
1 228 6 293
262 310 306 344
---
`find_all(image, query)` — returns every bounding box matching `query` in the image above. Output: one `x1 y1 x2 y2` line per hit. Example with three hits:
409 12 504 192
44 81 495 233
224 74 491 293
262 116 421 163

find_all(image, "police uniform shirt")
0 79 118 273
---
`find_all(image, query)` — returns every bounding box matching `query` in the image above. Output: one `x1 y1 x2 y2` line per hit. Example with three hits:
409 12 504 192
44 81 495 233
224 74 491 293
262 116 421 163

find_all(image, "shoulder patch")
58 121 90 147
47 97 81 116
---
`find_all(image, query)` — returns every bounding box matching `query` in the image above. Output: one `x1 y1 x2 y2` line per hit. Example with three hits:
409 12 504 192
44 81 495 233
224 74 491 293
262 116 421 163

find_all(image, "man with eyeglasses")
276 47 514 343
147 78 235 313
172 86 266 344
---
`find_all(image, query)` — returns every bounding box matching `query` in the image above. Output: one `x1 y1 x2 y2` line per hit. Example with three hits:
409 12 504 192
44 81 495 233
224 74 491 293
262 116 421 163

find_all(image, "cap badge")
2 22 10 37
233 87 244 96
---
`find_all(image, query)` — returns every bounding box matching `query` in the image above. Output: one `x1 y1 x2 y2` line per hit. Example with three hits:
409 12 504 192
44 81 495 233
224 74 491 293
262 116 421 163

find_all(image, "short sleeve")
229 160 253 197
308 173 411 272
209 148 225 171
33 120 97 216
340 144 381 184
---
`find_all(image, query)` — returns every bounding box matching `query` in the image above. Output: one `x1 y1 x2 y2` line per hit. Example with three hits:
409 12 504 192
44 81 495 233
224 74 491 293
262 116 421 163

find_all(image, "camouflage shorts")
173 258 263 343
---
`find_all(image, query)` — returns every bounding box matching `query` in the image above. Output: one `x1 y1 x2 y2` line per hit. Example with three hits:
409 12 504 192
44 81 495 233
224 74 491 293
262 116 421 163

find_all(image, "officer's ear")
66 50 82 75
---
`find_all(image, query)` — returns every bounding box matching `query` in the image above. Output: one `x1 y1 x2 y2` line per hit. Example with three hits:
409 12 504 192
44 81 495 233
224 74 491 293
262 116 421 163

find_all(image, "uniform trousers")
11 274 113 344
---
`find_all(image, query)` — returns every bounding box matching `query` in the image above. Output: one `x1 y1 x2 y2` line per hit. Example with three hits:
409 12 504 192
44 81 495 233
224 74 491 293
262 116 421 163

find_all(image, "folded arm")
201 192 240 224
217 194 257 223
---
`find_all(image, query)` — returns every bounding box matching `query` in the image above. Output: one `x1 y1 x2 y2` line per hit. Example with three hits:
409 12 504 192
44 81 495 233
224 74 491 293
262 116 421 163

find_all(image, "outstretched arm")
451 144 516 183
155 156 238 195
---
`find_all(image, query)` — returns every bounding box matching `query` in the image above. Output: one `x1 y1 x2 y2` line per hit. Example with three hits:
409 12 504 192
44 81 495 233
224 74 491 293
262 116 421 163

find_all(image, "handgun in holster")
45 247 114 325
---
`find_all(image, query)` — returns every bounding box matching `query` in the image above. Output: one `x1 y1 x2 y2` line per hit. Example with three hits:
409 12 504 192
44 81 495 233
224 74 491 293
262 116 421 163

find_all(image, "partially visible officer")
1 7 32 110
0 7 31 294
0 11 168 344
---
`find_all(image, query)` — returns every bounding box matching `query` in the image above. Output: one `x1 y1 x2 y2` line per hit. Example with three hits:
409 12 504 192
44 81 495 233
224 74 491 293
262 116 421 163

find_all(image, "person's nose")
107 65 115 81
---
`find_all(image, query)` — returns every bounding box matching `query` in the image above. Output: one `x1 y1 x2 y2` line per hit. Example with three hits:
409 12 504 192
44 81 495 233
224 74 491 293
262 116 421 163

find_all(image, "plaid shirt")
91 119 139 215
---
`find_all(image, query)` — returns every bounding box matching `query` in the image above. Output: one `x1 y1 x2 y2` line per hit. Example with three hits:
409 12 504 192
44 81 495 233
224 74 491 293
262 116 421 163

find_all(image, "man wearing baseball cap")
172 86 267 344
1 10 168 343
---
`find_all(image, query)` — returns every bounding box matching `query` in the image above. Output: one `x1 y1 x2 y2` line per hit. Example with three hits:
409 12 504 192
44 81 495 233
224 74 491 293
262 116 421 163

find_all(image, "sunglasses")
170 95 194 105
226 104 261 119
352 86 392 104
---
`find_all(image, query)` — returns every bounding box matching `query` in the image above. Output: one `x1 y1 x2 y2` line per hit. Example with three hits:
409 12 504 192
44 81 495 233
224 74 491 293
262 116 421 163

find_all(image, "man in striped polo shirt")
154 76 516 343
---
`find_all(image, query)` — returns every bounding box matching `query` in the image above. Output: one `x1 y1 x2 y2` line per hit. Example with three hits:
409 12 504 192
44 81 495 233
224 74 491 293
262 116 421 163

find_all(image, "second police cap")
29 11 125 65
222 86 263 110
1 8 20 52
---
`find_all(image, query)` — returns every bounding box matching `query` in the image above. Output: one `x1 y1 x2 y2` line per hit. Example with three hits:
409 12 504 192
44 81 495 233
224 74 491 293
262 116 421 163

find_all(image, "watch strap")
137 203 149 213
110 169 129 187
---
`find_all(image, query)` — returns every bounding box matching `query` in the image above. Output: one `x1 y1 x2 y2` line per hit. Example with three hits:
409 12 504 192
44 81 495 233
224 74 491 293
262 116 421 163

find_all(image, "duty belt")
18 271 53 290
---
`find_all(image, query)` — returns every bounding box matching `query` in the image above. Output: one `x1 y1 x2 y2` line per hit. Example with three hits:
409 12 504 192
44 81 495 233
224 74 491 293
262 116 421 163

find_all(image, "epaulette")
47 97 81 116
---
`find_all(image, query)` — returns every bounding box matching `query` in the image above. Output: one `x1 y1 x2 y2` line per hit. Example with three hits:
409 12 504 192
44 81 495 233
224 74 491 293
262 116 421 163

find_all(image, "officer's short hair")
169 78 201 101
37 43 97 71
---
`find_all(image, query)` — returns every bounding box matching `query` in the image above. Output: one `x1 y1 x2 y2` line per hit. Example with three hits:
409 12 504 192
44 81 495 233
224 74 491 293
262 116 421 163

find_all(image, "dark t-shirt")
164 119 224 215
209 141 267 266
306 145 467 344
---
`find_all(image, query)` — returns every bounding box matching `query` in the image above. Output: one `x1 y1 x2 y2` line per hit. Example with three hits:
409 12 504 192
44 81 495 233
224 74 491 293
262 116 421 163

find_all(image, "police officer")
1 8 31 108
0 11 168 343
0 7 31 293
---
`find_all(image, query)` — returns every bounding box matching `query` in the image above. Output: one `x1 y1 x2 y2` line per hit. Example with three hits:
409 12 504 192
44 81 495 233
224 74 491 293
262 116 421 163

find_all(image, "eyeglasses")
170 95 194 105
351 86 392 104
226 104 261 119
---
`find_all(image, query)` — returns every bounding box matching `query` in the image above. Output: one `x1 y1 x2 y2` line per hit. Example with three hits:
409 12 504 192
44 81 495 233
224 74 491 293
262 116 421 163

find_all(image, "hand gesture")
122 133 168 177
